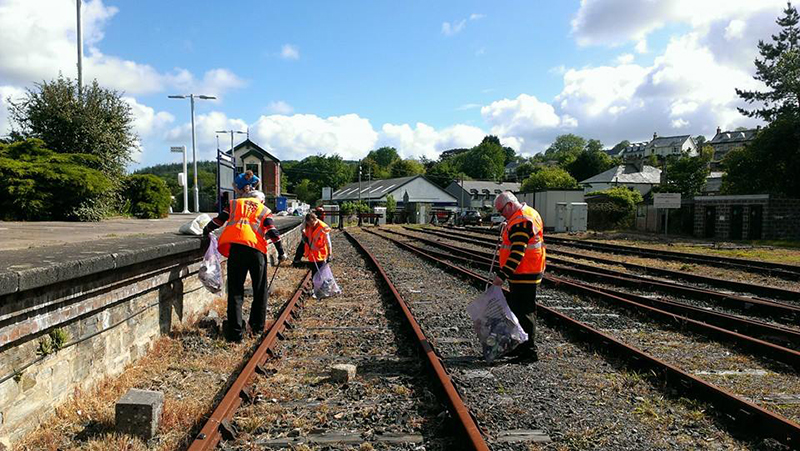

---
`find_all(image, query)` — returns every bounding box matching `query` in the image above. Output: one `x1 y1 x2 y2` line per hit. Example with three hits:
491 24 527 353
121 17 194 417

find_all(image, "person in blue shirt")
233 170 261 196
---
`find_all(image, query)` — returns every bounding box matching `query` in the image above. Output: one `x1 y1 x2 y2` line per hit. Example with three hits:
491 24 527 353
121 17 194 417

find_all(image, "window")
246 163 259 177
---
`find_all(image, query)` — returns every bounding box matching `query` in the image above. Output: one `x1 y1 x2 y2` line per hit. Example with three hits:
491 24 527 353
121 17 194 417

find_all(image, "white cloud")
0 85 26 135
481 94 575 153
0 0 244 97
671 118 689 129
379 122 485 159
724 19 747 41
441 19 467 36
635 39 648 54
571 0 785 46
456 103 481 111
124 97 174 139
281 44 300 60
615 53 634 64
266 101 294 115
470 13 486 20
166 111 248 159
250 113 377 160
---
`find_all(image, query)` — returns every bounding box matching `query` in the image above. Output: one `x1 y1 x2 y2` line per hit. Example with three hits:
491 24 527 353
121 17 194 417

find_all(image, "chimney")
653 132 658 140
756 125 761 131
716 126 721 135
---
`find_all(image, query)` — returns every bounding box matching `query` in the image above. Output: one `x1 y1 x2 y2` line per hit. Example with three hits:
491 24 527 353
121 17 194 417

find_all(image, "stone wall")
0 219 301 446
767 198 800 240
692 195 800 240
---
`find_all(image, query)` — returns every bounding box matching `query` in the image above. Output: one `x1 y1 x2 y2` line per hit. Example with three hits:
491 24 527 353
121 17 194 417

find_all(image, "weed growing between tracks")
16 266 309 451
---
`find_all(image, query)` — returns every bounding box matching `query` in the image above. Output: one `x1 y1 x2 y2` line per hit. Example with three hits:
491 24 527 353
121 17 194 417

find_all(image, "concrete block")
0 271 18 297
329 364 357 383
115 389 164 439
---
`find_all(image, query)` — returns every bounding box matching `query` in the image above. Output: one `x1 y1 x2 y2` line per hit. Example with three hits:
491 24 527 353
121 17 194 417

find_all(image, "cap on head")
243 190 266 203
494 191 519 213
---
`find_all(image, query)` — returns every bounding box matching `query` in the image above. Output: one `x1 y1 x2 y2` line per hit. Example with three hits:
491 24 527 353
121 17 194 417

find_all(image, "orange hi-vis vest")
303 220 331 262
218 199 273 257
499 205 546 283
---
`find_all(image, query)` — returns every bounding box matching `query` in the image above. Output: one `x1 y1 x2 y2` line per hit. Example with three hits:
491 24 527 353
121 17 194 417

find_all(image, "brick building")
233 139 281 198
693 195 800 240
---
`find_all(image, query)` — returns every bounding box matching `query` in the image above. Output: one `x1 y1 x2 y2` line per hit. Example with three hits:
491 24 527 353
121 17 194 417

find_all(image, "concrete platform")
0 215 301 296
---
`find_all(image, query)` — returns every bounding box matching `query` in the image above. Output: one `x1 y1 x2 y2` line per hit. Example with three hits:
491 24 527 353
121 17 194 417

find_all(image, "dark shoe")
508 349 539 364
222 320 244 342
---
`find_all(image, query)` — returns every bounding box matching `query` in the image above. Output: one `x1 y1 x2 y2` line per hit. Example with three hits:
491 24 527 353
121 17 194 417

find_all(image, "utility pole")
168 94 216 212
358 161 362 204
76 0 83 96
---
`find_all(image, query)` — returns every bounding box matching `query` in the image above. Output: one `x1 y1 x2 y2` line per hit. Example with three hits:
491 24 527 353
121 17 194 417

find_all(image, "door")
730 206 743 240
704 206 716 238
748 205 763 240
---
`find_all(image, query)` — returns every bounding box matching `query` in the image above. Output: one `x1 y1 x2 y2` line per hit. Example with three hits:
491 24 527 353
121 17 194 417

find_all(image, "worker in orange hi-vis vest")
492 191 546 363
292 212 332 275
202 190 286 342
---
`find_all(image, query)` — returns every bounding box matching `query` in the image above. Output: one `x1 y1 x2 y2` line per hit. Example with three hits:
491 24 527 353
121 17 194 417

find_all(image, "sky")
0 0 787 170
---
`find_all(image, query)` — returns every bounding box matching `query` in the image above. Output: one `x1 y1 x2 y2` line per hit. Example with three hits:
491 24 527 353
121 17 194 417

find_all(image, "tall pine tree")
736 3 800 121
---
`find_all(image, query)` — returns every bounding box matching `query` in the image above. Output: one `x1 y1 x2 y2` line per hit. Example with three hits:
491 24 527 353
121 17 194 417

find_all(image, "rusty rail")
366 228 800 448
343 230 490 451
400 227 800 321
187 270 312 451
379 229 800 361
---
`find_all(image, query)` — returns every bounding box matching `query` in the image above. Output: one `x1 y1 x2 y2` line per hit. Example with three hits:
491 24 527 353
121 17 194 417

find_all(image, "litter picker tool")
485 222 506 289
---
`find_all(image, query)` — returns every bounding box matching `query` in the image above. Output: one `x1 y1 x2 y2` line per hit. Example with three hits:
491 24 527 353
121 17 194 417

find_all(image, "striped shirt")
496 219 540 284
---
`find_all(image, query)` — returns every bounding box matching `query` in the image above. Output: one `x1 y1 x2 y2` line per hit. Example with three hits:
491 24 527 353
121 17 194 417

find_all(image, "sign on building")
654 193 681 209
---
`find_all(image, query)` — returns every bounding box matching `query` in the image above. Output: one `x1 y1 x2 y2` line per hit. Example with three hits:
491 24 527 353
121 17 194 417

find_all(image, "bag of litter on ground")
466 285 528 362
312 263 341 298
179 213 212 235
199 234 223 293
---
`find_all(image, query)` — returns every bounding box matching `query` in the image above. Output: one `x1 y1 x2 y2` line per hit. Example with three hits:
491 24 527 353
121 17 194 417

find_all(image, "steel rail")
375 229 800 368
343 230 490 451
449 225 800 279
187 270 312 451
399 228 800 321
364 228 800 448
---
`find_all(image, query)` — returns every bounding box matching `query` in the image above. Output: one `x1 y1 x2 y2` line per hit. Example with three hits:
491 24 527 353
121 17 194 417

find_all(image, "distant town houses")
708 126 760 169
445 180 521 210
578 164 662 195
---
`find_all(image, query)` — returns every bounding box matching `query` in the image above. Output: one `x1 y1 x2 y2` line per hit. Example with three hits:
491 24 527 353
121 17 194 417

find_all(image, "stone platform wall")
0 219 301 446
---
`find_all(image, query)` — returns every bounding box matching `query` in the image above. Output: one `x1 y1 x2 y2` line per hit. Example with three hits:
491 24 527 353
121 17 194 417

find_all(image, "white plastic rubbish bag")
466 285 528 362
199 234 223 293
179 213 212 236
312 262 341 299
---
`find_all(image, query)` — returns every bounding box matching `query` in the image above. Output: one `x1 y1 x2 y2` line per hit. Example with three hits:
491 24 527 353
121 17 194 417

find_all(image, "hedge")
123 174 172 219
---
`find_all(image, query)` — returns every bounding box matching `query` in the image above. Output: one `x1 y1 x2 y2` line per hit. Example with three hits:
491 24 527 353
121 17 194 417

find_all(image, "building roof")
620 141 649 156
579 164 661 185
647 135 692 149
454 180 521 194
331 175 457 202
710 128 759 145
233 138 280 163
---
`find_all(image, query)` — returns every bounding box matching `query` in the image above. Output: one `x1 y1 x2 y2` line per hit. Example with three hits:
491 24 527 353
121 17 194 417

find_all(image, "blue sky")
0 0 783 168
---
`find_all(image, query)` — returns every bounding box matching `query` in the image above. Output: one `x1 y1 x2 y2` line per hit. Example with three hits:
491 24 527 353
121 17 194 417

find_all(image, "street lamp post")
76 0 83 96
168 94 216 212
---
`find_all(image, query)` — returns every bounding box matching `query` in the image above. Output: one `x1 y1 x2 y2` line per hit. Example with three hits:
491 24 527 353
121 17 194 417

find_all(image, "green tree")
610 140 631 155
286 155 353 203
385 194 396 223
694 135 707 147
9 76 136 179
585 139 604 153
0 139 113 221
123 174 171 219
736 3 800 121
544 134 587 166
294 179 316 204
390 159 426 178
425 160 462 188
515 162 537 181
659 153 711 197
368 147 401 168
521 166 578 192
566 147 616 182
461 138 506 180
721 117 799 196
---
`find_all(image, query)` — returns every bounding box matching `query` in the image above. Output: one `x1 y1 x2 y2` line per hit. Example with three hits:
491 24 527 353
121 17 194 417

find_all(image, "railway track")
454 225 800 281
187 233 488 450
368 226 800 448
411 227 800 320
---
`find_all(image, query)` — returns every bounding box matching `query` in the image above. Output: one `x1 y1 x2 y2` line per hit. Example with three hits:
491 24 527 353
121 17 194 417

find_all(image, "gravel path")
352 229 775 451
385 227 799 447
227 232 454 450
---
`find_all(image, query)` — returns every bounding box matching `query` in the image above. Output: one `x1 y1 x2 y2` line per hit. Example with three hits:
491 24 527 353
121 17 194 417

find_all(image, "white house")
579 164 662 195
644 133 698 158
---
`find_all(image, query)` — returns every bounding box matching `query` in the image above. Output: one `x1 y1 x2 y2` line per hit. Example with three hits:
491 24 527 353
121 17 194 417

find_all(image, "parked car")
458 210 482 226
490 214 505 228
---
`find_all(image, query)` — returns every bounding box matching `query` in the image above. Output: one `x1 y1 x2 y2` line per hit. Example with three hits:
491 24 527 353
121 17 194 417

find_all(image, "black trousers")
507 282 538 352
226 243 268 340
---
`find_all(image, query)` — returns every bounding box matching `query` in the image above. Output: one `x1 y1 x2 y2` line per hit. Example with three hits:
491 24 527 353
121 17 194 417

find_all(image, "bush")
123 174 171 219
521 166 578 192
585 186 643 230
0 139 113 221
